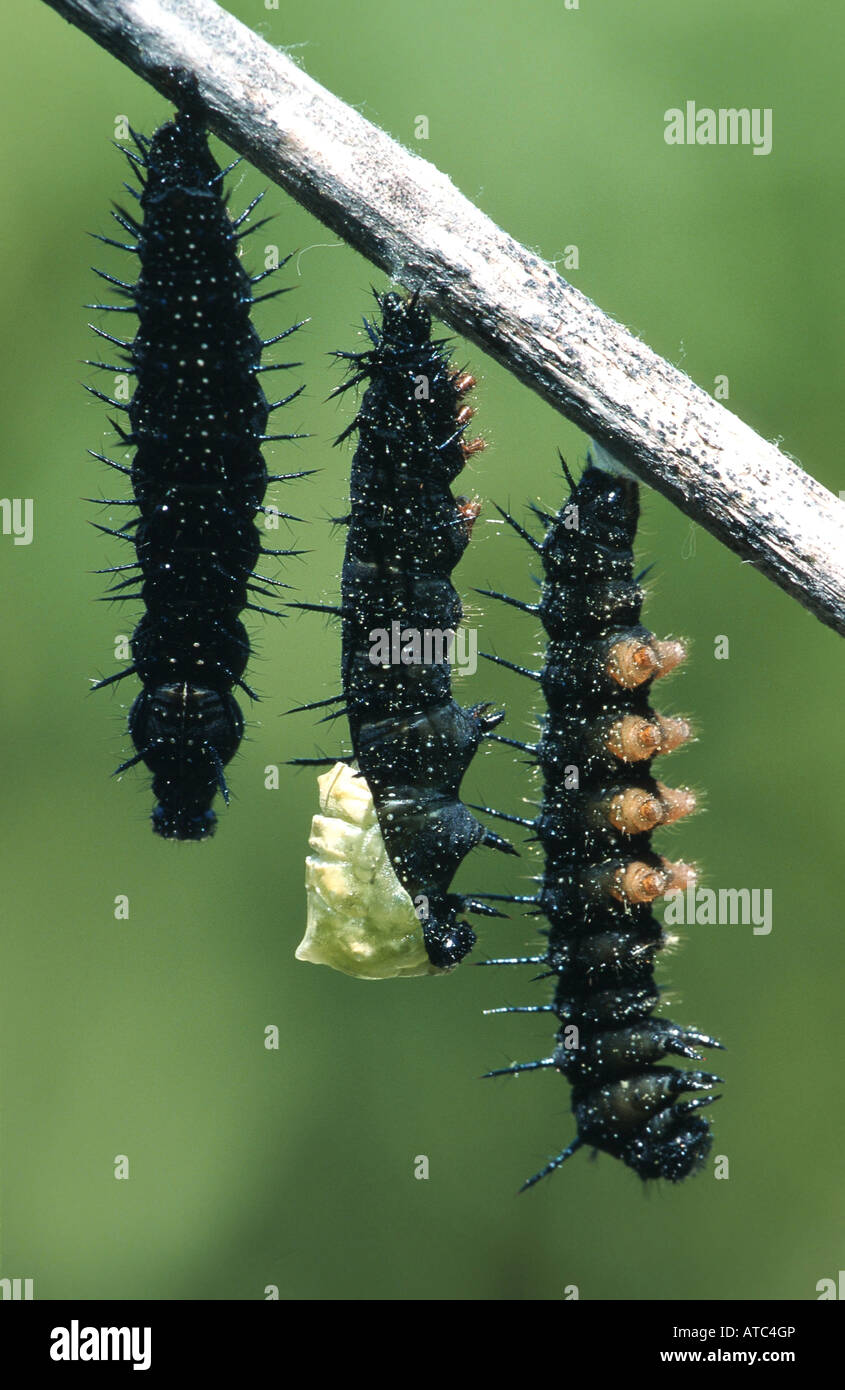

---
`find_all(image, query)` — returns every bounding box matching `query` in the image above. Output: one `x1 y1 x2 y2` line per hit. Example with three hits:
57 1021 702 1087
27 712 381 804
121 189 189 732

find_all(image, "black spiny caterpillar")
88 101 305 839
295 292 515 970
480 453 723 1185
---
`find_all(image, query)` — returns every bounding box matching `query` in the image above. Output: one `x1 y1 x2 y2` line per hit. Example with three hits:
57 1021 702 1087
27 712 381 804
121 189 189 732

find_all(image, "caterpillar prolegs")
482 452 723 1184
296 293 514 973
88 101 305 839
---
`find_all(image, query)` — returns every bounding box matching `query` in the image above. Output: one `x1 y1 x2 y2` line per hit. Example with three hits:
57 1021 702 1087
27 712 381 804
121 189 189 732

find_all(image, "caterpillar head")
622 1111 714 1182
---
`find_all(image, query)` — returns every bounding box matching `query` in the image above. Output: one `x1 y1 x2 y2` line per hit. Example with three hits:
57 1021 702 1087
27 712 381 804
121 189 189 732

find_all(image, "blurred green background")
1 0 842 1301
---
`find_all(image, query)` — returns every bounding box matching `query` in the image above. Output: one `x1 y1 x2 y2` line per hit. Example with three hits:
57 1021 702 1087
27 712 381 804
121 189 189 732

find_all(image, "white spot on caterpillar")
297 762 444 980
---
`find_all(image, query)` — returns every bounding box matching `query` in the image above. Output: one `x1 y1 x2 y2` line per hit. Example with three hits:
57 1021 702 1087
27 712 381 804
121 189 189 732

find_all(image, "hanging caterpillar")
294 292 515 972
87 98 305 839
479 450 723 1185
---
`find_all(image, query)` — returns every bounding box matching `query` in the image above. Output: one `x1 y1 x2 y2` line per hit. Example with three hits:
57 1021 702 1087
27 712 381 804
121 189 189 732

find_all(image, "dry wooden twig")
43 0 845 634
